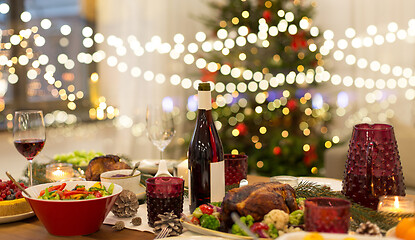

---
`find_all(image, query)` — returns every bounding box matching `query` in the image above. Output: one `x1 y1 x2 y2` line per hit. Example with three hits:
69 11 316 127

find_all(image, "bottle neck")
198 90 211 110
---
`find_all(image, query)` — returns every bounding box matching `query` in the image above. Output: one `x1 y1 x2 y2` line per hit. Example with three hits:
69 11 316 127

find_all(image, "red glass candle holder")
146 177 184 227
342 123 405 209
305 197 351 233
224 154 248 190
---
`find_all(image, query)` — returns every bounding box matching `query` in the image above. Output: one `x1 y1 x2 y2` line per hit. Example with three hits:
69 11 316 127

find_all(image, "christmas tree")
193 0 332 176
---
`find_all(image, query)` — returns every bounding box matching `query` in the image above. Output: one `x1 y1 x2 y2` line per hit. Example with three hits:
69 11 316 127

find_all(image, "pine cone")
356 221 381 236
131 217 142 226
153 211 183 237
111 190 140 218
112 221 125 231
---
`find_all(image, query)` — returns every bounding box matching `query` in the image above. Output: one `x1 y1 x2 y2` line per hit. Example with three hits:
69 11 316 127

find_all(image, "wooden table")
0 175 269 240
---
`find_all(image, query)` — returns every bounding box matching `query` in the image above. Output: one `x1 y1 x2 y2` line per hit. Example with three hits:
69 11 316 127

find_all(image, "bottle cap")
198 82 211 91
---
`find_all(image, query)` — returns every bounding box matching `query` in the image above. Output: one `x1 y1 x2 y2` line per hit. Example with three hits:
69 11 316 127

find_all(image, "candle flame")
394 196 400 209
52 169 65 177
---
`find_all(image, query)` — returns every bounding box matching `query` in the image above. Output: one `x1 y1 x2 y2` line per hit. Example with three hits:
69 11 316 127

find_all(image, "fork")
154 227 171 239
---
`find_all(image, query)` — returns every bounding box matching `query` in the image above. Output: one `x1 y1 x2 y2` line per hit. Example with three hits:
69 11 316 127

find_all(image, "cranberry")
1 193 5 199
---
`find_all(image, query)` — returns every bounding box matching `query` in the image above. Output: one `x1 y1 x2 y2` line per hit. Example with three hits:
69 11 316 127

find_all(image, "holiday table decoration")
342 123 405 210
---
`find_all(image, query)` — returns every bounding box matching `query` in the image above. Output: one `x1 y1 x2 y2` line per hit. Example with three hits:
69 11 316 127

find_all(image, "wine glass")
13 110 46 186
146 105 176 160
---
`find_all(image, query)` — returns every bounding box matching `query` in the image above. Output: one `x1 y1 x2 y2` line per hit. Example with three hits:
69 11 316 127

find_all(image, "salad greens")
38 182 114 200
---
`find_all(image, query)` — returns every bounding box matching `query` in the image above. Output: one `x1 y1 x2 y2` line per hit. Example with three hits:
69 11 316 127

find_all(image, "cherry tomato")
199 204 214 215
191 216 200 225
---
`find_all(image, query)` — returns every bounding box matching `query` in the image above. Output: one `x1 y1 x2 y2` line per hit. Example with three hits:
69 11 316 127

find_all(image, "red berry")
0 198 3 201
1 193 5 199
6 190 11 195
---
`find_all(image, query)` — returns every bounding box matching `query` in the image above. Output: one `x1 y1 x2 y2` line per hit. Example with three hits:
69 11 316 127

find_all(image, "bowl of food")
22 181 122 236
100 169 142 195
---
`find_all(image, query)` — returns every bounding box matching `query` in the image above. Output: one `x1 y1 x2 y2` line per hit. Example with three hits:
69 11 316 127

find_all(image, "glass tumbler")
224 154 248 191
305 197 351 233
146 177 184 227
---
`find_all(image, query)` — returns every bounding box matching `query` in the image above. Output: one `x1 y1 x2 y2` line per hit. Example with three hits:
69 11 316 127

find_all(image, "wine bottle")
188 82 225 213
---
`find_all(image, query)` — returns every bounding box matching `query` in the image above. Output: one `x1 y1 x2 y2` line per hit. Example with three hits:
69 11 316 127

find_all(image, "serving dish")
100 169 142 194
0 211 35 224
23 181 122 236
278 231 398 239
180 177 344 239
181 217 253 240
159 236 228 240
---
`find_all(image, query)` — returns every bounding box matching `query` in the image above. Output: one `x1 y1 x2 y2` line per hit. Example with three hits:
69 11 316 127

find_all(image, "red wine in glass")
14 139 45 160
13 110 46 186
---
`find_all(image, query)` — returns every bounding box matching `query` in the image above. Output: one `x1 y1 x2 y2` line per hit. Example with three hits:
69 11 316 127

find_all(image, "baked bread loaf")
221 181 299 230
85 154 131 181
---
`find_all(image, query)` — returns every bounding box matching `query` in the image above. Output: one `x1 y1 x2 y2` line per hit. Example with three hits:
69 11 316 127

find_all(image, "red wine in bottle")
188 82 225 213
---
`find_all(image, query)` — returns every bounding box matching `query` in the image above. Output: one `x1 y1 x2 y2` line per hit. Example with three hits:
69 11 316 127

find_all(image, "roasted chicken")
85 154 131 181
221 181 299 230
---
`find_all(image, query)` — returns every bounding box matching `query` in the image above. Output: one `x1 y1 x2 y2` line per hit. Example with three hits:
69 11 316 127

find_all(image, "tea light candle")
377 196 415 214
46 163 74 182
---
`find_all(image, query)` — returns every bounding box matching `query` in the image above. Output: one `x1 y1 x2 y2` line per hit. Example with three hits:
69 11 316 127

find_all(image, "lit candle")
377 196 415 214
46 163 75 182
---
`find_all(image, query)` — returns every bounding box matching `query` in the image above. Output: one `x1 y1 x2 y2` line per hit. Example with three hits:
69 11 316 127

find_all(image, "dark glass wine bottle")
188 82 225 213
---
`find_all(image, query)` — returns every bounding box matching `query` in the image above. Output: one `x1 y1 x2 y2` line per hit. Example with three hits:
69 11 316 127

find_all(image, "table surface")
1 175 412 240
0 175 269 240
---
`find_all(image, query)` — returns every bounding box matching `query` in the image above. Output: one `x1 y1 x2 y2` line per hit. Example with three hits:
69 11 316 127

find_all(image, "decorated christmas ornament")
235 123 248 136
303 145 317 166
286 99 298 111
290 31 308 51
262 10 272 22
153 211 183 237
111 190 140 218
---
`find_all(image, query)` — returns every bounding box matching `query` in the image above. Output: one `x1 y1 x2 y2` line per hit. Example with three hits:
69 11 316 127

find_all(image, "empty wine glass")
13 110 46 186
146 105 176 160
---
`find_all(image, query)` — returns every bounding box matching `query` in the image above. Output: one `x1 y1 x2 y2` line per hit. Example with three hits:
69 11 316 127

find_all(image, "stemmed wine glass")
146 105 176 160
13 110 46 186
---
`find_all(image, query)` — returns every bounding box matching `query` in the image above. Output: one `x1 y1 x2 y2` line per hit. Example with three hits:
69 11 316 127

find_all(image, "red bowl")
23 181 122 236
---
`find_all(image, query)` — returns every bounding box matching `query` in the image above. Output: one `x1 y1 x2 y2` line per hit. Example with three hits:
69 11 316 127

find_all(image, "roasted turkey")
221 181 299 230
85 154 131 181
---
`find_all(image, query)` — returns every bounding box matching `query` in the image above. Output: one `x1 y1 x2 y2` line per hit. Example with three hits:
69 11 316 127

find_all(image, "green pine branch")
295 181 414 232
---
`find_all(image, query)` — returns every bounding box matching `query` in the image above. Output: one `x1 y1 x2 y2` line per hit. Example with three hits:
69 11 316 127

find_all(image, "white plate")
0 211 35 224
298 177 342 191
133 159 182 175
159 236 228 240
278 231 398 239
181 218 254 240
136 183 146 200
386 227 396 237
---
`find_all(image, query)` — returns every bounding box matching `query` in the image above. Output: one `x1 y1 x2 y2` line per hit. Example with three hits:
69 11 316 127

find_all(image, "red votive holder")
305 197 351 233
224 154 248 190
146 177 184 227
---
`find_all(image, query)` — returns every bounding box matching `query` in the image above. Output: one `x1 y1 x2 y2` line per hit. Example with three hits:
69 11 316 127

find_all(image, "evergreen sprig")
295 181 414 232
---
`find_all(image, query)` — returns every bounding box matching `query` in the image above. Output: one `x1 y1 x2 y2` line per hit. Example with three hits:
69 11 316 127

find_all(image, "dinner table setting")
1 109 415 240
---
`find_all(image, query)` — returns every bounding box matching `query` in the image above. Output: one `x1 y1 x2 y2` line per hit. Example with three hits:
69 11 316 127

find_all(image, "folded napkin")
103 199 196 237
